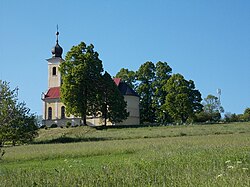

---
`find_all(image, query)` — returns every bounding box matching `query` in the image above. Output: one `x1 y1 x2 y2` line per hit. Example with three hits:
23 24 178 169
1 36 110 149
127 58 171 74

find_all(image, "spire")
51 25 63 58
56 24 59 44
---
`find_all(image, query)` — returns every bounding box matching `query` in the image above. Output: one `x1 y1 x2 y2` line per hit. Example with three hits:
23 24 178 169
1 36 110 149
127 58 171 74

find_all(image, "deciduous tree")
100 72 129 126
163 74 202 123
60 42 103 125
243 108 250 121
200 94 224 122
136 61 156 123
0 80 38 146
153 61 172 124
115 68 136 89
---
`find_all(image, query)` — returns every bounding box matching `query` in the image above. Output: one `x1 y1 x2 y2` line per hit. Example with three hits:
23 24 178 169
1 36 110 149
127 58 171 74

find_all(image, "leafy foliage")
153 61 172 123
115 68 136 89
243 108 250 121
116 61 203 125
100 72 129 126
195 94 224 123
163 74 202 123
0 80 38 146
203 94 224 113
136 61 156 123
60 42 103 125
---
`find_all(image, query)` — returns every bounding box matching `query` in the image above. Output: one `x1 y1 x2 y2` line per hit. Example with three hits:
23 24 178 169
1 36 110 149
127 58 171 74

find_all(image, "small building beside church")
42 31 140 127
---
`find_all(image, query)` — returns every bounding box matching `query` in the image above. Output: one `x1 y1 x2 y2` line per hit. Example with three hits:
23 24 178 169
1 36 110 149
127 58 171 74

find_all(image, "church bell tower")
42 26 65 126
46 26 64 88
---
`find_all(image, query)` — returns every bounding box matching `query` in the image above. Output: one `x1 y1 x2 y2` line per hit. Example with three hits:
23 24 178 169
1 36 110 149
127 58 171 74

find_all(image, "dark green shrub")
50 124 58 128
40 125 46 129
66 122 71 128
0 148 5 160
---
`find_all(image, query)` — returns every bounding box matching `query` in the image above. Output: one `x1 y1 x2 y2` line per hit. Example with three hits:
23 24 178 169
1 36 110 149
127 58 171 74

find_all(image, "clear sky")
0 0 250 116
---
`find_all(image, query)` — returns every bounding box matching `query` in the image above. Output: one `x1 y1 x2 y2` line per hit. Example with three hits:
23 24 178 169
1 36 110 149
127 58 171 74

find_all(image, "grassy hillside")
35 122 250 143
0 122 249 186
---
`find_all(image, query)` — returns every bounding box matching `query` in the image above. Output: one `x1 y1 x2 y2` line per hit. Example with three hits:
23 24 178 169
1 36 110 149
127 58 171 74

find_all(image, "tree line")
115 62 248 124
116 62 203 124
61 41 249 125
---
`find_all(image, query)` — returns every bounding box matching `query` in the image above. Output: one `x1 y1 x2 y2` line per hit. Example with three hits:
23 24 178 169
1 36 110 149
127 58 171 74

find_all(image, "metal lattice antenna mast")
217 88 221 103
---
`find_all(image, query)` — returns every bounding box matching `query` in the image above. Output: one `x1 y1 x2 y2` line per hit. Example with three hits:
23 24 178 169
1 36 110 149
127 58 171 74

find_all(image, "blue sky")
0 0 250 115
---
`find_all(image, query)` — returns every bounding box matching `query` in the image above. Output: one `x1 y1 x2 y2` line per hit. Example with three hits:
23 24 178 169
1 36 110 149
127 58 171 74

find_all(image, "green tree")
153 61 172 124
243 108 250 121
201 94 224 122
9 102 38 146
224 112 240 123
163 74 202 123
0 80 17 146
100 72 129 126
60 42 103 125
136 61 156 123
0 80 38 146
203 94 224 113
115 68 136 89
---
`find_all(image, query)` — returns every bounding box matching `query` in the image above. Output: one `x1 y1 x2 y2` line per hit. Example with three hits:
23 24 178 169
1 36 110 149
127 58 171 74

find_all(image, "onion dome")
51 28 63 58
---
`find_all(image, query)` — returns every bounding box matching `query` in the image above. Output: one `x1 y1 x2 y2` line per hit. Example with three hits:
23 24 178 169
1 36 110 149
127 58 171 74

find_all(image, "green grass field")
0 122 249 186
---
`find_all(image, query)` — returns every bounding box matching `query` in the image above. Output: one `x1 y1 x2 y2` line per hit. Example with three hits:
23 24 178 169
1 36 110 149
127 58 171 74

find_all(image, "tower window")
61 106 65 119
48 107 52 120
52 67 57 76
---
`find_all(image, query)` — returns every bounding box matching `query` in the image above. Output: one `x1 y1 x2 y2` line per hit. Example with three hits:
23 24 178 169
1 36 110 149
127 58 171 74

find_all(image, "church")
41 31 140 127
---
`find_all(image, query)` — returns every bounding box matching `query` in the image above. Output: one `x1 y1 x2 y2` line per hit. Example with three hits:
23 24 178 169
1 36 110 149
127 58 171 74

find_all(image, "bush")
0 148 5 160
50 124 58 128
224 113 240 122
40 125 46 129
66 122 71 128
195 111 221 123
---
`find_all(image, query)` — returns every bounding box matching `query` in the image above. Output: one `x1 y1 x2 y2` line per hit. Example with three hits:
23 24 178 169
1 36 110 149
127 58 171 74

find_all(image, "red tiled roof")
45 87 60 99
44 78 138 99
113 78 121 86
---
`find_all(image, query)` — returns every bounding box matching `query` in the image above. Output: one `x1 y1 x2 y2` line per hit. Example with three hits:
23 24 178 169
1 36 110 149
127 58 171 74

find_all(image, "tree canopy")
195 94 224 122
100 72 129 126
153 61 172 123
136 61 156 123
60 42 128 126
163 74 202 123
116 61 203 124
60 42 103 125
115 68 136 89
0 80 38 146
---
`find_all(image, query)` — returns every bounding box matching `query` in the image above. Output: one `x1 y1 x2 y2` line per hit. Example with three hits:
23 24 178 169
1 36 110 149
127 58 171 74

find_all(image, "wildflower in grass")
225 160 231 164
227 165 234 169
216 174 223 179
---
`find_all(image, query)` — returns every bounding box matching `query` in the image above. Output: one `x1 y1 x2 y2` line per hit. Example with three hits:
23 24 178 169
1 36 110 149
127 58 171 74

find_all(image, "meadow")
0 122 249 186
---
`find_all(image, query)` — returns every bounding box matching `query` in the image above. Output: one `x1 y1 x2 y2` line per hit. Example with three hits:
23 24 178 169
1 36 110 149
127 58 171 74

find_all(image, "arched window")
48 107 52 120
52 67 57 76
61 106 65 119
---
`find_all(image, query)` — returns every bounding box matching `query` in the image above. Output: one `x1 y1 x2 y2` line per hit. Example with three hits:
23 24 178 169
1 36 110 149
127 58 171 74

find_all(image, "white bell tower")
46 26 64 88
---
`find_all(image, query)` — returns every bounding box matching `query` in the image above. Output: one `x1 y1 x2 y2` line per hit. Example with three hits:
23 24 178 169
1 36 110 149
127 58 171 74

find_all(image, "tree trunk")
83 115 87 126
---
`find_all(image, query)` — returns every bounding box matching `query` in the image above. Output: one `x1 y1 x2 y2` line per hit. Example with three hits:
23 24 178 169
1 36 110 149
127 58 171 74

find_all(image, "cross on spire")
56 24 59 44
